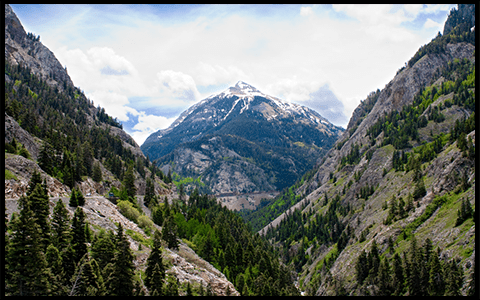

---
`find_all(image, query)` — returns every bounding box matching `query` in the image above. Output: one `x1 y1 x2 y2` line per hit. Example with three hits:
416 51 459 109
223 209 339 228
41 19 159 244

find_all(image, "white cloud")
403 4 424 17
156 70 201 104
267 78 322 103
424 18 441 29
88 90 135 122
423 4 454 14
131 112 177 145
193 62 249 87
86 46 137 76
28 4 455 142
300 6 314 17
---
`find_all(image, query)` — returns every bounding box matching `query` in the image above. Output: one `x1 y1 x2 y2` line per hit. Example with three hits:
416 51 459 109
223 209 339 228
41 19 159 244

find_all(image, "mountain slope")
5 4 73 90
257 4 475 296
4 3 157 198
142 81 344 209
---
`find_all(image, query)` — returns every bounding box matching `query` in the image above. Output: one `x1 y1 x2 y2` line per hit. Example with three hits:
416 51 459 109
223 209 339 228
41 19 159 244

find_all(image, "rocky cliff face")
5 4 74 90
443 4 475 36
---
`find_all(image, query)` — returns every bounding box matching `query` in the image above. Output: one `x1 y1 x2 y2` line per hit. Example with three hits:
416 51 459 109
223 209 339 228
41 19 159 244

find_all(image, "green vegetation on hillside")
5 59 151 186
146 189 299 295
247 7 476 295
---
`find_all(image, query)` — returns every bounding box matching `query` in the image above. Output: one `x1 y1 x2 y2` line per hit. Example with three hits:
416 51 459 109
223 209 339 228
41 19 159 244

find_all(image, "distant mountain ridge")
143 81 340 157
142 81 344 208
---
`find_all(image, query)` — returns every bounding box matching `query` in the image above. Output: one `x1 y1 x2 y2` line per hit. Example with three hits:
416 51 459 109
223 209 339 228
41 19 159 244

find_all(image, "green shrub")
137 215 154 235
117 200 140 223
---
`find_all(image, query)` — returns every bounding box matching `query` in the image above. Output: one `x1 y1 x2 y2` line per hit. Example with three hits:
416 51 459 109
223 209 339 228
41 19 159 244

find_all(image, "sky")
11 4 456 146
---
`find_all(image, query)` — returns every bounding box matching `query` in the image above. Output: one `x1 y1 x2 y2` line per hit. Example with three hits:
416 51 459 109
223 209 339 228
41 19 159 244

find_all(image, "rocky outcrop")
443 4 475 36
5 4 74 90
336 42 475 161
5 112 40 160
5 153 71 198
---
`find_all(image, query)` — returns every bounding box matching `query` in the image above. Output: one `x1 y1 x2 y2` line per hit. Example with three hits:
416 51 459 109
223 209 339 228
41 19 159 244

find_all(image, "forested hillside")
254 4 476 296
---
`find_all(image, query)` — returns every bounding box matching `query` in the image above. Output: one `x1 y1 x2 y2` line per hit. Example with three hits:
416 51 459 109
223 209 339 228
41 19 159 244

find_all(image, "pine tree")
162 215 179 250
151 205 164 227
71 254 103 296
51 199 71 252
71 207 88 264
45 244 65 296
407 237 422 296
413 177 427 200
145 230 166 295
82 141 94 177
28 183 51 248
92 161 102 182
377 257 392 295
122 164 137 200
74 147 86 181
69 188 78 207
444 259 463 296
76 188 85 206
456 198 473 226
61 150 75 188
105 223 135 296
144 177 155 207
26 170 42 197
38 140 54 175
427 249 445 296
91 229 116 270
61 243 77 287
6 195 51 296
391 253 405 296
356 250 368 284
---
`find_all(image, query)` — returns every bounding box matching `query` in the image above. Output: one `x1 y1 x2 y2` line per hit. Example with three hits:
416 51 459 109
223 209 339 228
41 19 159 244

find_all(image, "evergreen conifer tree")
91 229 116 270
28 183 51 248
76 188 85 206
26 170 42 197
407 237 422 296
82 141 94 177
427 249 445 296
377 257 392 295
391 253 405 296
122 164 137 200
71 207 88 264
71 254 103 296
144 177 155 207
38 140 54 175
45 244 65 296
69 188 78 207
92 161 102 182
444 259 463 296
61 150 75 188
145 230 166 294
51 199 71 252
162 215 179 250
6 196 51 296
61 243 77 287
105 223 135 296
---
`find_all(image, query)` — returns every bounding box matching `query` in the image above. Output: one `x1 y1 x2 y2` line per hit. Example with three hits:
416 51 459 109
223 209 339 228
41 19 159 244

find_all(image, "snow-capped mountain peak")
212 81 269 100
